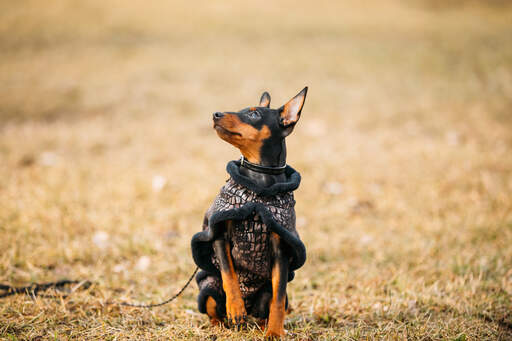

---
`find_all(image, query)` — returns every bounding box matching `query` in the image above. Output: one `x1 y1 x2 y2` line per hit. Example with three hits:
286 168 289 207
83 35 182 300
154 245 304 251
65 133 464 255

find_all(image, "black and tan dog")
191 88 308 338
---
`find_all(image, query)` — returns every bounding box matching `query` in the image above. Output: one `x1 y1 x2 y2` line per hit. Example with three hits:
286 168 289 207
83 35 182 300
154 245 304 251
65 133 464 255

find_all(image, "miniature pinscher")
191 88 308 339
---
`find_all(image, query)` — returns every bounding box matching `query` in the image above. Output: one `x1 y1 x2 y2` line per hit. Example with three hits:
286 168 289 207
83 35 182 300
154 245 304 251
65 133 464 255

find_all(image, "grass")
1 0 512 339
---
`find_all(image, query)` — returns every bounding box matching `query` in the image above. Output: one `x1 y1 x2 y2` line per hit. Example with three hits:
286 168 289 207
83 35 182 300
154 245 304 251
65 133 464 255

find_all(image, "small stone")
40 151 59 166
359 234 374 245
446 131 461 146
92 231 109 249
152 175 167 192
113 263 126 273
136 256 151 271
325 182 343 195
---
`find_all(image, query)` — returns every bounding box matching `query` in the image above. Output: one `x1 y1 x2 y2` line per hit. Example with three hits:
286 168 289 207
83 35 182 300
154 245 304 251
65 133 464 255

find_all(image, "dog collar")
239 156 287 175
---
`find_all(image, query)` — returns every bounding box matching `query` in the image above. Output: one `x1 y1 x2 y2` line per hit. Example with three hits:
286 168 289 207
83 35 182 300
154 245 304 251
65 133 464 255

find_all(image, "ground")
1 0 512 340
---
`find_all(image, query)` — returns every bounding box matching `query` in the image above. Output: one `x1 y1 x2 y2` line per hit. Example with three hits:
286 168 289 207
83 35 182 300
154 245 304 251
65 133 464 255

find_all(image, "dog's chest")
229 215 272 279
209 179 297 290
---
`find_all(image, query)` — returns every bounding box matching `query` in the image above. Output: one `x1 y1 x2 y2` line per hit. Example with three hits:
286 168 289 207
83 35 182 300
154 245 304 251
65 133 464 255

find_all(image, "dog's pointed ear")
259 91 271 108
278 87 308 136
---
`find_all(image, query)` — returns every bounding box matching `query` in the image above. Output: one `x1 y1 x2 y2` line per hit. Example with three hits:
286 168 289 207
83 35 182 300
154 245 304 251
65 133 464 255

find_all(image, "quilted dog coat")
191 160 306 318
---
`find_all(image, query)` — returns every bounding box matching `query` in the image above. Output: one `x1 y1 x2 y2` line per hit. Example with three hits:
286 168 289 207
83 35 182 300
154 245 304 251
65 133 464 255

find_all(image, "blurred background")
1 1 511 339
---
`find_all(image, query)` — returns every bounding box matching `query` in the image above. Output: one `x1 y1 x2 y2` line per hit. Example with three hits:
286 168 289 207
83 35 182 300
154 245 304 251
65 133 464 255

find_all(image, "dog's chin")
214 124 241 138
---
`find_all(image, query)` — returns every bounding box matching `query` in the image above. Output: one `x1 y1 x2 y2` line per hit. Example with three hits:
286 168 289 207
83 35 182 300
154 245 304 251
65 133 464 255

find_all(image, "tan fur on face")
214 114 271 163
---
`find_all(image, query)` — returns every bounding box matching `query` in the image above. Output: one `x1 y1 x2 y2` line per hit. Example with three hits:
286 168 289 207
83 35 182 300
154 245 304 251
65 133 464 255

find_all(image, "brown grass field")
1 1 512 340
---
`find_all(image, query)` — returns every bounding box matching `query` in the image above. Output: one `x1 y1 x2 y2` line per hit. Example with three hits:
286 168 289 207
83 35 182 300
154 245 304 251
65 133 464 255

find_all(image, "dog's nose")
213 112 224 120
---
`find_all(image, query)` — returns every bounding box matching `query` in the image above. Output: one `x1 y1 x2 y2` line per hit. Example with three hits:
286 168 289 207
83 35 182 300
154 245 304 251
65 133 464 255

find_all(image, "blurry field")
1 0 512 340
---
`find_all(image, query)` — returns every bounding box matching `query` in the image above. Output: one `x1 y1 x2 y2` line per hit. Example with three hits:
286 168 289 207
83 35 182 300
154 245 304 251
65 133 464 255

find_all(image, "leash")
116 267 198 308
0 267 198 309
0 279 92 298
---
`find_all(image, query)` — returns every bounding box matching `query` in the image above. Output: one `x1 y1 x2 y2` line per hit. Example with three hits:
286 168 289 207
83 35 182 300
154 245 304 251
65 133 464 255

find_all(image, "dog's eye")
248 111 261 120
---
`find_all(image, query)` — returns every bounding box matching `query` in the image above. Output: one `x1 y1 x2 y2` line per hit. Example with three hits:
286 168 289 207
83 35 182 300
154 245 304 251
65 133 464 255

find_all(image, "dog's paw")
209 317 222 327
264 328 286 339
225 297 247 328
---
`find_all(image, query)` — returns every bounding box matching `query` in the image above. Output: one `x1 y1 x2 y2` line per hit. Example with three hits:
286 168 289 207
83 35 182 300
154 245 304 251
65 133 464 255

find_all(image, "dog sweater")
191 160 306 319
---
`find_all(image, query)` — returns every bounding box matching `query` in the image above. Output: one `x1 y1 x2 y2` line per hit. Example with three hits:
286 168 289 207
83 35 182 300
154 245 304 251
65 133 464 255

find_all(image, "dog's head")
212 87 308 163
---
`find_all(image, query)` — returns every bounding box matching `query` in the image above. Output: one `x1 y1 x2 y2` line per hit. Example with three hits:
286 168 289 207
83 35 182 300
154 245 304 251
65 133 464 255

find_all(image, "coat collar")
226 160 301 196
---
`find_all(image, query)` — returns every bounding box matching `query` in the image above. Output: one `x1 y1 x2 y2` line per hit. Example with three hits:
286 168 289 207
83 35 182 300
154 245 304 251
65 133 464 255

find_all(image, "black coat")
191 160 306 318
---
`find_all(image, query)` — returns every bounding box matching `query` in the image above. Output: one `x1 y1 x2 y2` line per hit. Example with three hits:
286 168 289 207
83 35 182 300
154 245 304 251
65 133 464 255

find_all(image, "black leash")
0 267 198 309
116 267 198 308
0 279 92 298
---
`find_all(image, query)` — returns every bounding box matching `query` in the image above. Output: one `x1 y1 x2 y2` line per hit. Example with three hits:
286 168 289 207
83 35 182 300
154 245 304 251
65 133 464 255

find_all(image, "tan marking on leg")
219 222 246 326
265 233 287 338
206 296 221 326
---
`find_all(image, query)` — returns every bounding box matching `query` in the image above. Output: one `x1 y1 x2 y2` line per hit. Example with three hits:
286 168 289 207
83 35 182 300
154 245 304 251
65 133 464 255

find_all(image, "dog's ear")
259 91 271 108
278 87 308 136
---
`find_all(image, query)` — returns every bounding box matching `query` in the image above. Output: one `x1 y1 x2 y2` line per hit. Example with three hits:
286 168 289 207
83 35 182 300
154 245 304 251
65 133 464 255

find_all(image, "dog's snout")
213 112 224 120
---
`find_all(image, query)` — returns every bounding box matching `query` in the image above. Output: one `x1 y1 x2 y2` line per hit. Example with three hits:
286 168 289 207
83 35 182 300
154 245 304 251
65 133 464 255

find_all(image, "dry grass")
1 1 512 340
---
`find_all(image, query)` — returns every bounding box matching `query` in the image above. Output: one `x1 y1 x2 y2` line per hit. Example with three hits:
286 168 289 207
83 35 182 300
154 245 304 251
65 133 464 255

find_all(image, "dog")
191 88 308 338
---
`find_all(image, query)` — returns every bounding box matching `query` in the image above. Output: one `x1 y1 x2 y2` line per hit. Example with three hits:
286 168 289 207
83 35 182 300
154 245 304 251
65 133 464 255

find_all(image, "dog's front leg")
212 223 246 327
266 233 289 339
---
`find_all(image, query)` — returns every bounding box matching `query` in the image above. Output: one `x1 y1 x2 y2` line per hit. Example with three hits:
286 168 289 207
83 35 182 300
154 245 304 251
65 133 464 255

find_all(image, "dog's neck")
239 139 287 188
